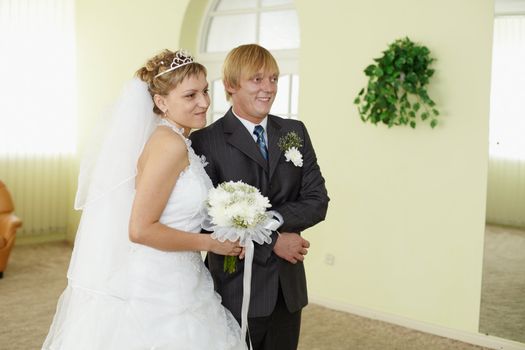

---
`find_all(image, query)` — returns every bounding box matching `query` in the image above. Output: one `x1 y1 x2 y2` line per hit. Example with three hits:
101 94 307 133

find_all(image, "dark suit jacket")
190 109 329 318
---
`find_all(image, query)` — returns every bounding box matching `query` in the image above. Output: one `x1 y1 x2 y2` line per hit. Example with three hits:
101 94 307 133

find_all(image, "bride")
43 50 247 350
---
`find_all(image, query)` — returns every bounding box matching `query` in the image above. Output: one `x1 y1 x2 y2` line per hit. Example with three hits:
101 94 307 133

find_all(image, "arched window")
198 0 300 121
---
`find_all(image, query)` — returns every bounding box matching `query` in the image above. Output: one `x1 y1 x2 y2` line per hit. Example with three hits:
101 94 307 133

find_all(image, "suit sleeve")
273 123 329 233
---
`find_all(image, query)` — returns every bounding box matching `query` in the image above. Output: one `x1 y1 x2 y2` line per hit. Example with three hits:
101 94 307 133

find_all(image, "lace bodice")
155 118 213 233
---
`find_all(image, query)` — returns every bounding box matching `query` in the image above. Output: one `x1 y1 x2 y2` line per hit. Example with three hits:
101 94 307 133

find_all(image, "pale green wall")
294 0 493 333
75 0 190 146
180 0 209 54
73 0 494 336
69 0 192 239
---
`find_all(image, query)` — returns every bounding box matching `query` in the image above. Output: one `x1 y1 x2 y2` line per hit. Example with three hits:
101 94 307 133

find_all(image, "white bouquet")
205 181 280 344
206 181 276 273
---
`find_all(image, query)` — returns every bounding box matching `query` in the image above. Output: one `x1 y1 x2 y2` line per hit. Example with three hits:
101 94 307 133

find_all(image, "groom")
190 44 329 350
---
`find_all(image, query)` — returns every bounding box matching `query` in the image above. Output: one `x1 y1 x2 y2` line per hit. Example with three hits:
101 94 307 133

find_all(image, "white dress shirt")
232 110 268 145
230 110 284 229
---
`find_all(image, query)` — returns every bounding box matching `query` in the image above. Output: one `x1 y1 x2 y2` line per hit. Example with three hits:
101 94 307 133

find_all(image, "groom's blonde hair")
222 44 280 101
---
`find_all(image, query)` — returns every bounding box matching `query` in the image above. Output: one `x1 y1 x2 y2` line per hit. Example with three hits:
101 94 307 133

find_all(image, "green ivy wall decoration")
354 37 440 128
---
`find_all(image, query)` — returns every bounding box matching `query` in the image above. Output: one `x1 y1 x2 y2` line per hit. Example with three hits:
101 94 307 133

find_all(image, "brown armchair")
0 180 22 278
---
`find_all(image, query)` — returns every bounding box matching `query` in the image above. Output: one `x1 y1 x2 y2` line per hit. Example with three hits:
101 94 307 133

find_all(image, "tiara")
154 50 194 78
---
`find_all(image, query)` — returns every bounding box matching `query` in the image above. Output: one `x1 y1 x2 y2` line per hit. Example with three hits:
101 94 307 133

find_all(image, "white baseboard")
309 295 525 350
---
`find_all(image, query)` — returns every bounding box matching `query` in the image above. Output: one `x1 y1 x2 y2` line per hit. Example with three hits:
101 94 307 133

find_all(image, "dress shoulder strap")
158 118 190 148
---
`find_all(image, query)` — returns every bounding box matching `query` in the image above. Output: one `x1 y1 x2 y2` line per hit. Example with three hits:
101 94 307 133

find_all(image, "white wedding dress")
43 120 246 350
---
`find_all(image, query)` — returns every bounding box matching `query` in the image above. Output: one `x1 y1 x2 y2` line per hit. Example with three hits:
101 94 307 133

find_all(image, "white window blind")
0 0 77 155
489 16 525 160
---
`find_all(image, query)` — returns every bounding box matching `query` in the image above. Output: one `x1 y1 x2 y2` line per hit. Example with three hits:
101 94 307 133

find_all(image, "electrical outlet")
324 253 335 266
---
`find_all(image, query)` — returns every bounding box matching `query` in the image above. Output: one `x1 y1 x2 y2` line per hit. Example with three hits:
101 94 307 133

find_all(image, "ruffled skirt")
43 247 246 350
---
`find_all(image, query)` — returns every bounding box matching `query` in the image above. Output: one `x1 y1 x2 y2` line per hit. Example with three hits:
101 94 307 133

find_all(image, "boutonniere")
278 131 304 167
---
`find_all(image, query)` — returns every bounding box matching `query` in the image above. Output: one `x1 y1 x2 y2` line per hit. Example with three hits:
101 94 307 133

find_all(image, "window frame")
197 0 300 122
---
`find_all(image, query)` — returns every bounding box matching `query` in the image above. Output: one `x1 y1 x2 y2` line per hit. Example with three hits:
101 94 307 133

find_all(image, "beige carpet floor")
479 225 525 343
0 226 519 350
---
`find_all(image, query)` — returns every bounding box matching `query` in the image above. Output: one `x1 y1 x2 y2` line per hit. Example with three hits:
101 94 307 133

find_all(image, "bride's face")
156 72 210 131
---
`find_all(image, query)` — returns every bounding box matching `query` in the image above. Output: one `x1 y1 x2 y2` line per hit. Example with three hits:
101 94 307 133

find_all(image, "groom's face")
228 68 278 124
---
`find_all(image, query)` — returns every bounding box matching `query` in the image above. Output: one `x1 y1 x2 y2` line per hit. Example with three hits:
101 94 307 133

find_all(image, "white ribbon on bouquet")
206 213 281 349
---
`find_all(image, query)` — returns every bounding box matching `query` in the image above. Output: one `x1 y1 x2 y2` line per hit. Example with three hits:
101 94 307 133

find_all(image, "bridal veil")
69 78 158 297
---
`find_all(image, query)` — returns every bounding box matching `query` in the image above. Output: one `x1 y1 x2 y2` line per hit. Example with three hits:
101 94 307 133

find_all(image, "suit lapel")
223 110 269 172
267 116 284 180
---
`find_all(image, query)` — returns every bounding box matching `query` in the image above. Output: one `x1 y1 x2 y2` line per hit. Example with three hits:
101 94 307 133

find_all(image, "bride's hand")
239 247 246 260
208 237 242 256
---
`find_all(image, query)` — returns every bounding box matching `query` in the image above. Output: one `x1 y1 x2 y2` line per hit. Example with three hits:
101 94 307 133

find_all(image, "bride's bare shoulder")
137 126 188 170
148 126 187 152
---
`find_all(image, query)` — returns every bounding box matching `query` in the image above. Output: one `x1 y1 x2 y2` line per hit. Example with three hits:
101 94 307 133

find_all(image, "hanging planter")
354 37 440 128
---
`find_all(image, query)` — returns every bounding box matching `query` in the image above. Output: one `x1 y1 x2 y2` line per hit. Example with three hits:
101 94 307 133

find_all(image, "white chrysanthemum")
208 187 230 207
254 193 271 211
208 205 230 227
284 147 303 167
207 181 272 229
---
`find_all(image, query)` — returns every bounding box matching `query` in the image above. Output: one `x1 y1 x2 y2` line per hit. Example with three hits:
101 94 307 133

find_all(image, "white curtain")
0 0 76 240
486 16 525 228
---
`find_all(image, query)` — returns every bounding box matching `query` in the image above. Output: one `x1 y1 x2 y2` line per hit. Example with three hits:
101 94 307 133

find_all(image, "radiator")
0 155 74 240
486 157 525 229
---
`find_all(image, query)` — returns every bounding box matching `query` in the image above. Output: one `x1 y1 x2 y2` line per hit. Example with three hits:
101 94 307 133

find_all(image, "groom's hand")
273 232 310 264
